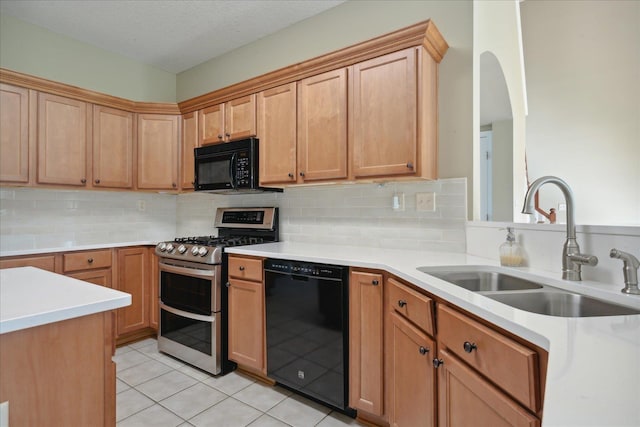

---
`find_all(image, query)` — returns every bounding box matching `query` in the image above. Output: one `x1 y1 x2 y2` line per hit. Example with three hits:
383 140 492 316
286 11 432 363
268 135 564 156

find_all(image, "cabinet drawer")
63 249 112 272
0 255 57 272
228 256 263 282
437 304 540 412
387 277 435 336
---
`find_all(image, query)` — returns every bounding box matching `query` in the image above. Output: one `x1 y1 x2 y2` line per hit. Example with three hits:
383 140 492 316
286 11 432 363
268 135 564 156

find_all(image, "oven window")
161 271 212 315
161 309 212 356
198 158 231 186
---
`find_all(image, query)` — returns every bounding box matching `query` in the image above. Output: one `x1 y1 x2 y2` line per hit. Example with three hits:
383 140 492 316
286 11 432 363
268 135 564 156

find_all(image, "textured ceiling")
0 0 346 73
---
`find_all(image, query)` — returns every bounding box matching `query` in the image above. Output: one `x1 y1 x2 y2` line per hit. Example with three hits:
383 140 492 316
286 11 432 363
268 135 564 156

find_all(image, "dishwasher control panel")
264 259 345 280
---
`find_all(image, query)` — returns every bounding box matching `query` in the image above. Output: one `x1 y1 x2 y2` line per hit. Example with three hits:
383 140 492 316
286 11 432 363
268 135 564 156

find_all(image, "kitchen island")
0 267 131 426
227 242 640 427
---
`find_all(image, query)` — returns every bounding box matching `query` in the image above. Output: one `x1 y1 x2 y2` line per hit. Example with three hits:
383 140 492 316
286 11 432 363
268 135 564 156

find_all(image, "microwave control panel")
236 153 252 186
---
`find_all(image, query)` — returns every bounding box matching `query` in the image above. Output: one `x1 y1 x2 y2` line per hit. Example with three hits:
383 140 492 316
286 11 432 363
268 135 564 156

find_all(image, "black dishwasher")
264 259 353 415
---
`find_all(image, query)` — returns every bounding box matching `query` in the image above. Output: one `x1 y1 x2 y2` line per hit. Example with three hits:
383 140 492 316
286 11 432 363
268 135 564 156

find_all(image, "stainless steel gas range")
155 207 278 375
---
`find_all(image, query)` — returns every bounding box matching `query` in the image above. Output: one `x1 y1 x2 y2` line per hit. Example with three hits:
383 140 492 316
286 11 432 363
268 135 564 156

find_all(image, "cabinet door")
92 105 134 188
437 349 540 427
68 269 112 288
349 270 384 416
352 48 417 178
148 249 159 330
257 83 297 185
225 95 256 141
115 247 149 336
228 277 265 372
181 111 198 189
37 93 89 186
0 83 30 183
388 312 436 427
137 114 179 190
298 69 348 182
200 104 224 145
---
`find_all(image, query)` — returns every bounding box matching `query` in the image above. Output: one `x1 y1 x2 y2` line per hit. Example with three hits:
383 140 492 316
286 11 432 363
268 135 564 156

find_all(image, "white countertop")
226 242 640 427
0 241 157 258
0 267 131 334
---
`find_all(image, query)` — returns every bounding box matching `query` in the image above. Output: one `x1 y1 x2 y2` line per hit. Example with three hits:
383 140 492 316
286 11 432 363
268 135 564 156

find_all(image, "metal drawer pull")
239 266 245 271
433 358 444 368
419 346 429 355
87 258 94 264
371 279 379 286
463 341 477 353
398 299 407 308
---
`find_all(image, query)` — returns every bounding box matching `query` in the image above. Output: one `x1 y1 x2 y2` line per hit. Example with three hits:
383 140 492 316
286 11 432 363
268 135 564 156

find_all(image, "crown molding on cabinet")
0 68 180 115
178 19 449 114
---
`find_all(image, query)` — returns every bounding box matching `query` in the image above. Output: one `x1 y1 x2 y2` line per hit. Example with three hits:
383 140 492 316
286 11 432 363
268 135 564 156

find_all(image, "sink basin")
417 267 543 292
486 291 640 317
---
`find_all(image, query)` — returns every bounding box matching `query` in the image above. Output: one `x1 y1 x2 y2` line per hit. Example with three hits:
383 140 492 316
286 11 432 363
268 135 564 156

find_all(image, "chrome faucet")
522 176 598 280
610 249 640 295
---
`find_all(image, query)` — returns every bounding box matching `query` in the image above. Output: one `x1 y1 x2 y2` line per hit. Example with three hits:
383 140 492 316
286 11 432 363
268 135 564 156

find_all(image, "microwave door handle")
229 153 237 189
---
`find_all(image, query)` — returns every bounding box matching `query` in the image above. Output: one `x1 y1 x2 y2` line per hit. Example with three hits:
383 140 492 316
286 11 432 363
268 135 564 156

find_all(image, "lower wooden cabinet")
0 311 116 426
114 247 150 338
227 255 265 373
388 312 436 427
0 254 58 272
349 269 385 418
68 268 112 288
437 349 540 427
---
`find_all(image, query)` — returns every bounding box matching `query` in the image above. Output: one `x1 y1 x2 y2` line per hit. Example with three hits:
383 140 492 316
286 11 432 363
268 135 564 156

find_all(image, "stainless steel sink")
417 267 543 292
486 291 640 317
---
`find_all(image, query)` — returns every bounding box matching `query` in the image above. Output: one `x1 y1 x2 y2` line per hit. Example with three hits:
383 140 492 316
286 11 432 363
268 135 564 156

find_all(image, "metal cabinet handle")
225 132 231 137
172 183 177 188
226 282 231 287
288 173 294 179
299 172 305 177
81 178 87 184
406 162 414 169
419 346 429 355
398 300 407 308
433 358 444 368
87 258 94 264
463 341 477 353
239 266 245 271
371 279 379 286
94 179 101 184
218 134 223 139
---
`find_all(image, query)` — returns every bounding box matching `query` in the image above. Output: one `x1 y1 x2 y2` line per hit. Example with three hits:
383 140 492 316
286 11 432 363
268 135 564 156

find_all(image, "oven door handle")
159 262 215 278
229 152 238 190
160 302 214 323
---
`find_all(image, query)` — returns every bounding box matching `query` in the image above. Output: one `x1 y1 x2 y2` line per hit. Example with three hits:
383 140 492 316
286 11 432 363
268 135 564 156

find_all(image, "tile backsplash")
177 178 467 252
0 188 176 252
0 178 467 253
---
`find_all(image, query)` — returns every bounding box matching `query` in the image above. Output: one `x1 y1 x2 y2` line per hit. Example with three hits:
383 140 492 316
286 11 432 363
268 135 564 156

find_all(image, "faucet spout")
522 176 597 281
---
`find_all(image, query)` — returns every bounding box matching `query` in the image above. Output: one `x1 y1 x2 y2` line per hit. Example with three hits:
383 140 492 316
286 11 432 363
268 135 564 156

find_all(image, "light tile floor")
114 338 365 427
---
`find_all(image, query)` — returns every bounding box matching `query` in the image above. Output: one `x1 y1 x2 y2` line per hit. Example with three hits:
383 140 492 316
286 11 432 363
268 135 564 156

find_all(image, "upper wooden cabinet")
297 68 348 183
257 83 297 185
352 48 419 179
137 114 179 190
92 105 134 189
37 92 90 187
199 95 256 145
0 83 31 184
181 111 198 189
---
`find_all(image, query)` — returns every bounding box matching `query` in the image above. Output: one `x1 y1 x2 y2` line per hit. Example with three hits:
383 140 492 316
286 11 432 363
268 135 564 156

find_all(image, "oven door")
158 303 221 375
159 261 219 314
194 150 237 191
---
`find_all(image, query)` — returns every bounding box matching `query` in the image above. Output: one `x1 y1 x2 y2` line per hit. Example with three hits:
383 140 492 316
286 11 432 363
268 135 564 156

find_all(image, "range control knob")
166 243 175 252
157 242 167 252
198 247 209 257
178 244 187 254
191 246 200 256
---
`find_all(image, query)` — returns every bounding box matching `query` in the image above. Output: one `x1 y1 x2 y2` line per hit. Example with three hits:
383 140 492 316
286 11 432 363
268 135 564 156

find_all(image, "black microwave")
194 138 282 194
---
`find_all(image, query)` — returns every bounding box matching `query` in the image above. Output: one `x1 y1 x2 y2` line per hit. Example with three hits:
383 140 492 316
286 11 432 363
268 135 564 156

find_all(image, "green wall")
0 13 176 103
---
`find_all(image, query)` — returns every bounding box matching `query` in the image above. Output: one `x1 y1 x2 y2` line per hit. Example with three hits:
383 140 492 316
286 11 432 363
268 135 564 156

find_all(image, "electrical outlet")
416 192 436 212
137 200 146 212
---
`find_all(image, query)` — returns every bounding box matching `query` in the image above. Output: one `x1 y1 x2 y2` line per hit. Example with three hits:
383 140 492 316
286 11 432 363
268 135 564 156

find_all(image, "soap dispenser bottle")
499 227 524 267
